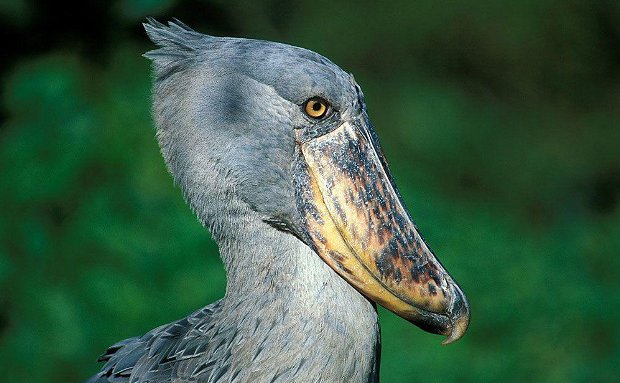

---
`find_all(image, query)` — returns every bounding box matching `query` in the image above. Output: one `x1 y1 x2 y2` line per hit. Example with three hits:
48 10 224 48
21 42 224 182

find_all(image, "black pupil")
312 102 322 112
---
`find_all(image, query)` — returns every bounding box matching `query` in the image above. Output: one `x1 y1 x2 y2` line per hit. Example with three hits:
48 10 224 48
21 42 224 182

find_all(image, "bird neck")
215 216 381 382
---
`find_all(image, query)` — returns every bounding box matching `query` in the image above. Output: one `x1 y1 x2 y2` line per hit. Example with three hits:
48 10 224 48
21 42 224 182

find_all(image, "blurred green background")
1 1 619 382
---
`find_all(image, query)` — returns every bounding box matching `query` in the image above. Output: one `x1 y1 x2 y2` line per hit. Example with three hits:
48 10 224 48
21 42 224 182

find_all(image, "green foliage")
1 1 619 382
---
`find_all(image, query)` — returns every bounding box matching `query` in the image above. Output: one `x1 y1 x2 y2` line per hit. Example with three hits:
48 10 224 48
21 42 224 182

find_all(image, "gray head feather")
142 19 362 250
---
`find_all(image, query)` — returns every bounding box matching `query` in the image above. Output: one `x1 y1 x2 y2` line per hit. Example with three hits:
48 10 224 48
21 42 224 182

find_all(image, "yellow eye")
304 97 329 119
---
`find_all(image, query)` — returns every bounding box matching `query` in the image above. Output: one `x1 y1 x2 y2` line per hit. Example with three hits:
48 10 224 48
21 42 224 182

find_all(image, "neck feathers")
213 218 381 382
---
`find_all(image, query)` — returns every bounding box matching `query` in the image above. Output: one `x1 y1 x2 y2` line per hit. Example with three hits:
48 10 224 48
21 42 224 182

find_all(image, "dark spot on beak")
329 250 353 275
410 264 421 283
428 268 442 285
331 198 347 225
314 230 326 244
428 283 437 296
329 250 344 262
394 268 402 283
375 251 398 281
346 189 355 204
372 205 381 220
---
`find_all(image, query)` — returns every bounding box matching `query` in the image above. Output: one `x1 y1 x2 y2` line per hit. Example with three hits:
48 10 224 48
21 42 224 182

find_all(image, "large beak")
293 117 470 344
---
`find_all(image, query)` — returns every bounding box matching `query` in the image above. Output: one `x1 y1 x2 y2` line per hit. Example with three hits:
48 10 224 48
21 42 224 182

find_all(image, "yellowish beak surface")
295 121 470 343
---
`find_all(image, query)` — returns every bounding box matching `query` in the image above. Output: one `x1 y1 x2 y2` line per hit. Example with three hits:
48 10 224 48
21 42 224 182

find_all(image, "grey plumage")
87 19 380 383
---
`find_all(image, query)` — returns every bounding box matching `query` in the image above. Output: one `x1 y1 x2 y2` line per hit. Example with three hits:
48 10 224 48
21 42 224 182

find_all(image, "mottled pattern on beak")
293 120 470 342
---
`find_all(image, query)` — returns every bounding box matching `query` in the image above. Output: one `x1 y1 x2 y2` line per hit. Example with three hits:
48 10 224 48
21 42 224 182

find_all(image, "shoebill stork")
86 19 470 383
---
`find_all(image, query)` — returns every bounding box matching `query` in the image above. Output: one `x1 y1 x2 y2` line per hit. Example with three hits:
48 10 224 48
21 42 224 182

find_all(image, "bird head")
144 19 469 344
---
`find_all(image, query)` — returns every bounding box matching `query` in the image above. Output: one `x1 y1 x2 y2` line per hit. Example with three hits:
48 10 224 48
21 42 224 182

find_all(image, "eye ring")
303 97 330 119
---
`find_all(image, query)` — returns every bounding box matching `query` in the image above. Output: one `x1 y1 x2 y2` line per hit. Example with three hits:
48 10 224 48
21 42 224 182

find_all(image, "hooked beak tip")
442 283 470 345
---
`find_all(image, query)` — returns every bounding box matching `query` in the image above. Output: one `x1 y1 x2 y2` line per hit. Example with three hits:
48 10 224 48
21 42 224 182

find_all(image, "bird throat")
217 219 381 382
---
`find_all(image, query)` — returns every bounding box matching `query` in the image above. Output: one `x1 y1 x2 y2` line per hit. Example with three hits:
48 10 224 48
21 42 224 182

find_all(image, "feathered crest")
143 18 209 80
